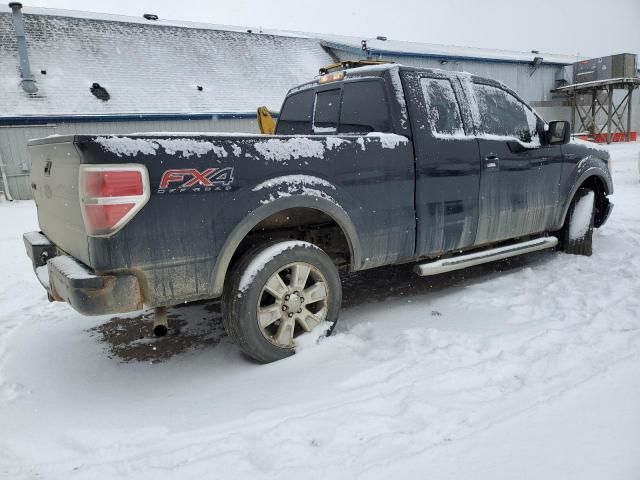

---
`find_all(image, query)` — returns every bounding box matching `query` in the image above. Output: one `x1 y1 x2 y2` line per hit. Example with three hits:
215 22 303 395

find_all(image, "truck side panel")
73 133 415 305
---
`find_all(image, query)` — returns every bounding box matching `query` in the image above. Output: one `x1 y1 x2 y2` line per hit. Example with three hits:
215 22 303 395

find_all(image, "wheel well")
228 207 353 274
578 175 609 228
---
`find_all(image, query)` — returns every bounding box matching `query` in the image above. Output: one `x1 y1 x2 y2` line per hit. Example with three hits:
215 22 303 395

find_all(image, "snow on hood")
570 137 609 153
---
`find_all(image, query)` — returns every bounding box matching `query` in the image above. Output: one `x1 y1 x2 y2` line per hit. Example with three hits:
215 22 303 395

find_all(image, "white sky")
24 0 640 58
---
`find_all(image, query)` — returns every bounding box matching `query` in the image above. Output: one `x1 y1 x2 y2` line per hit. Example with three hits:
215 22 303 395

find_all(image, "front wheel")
222 241 342 363
560 187 595 256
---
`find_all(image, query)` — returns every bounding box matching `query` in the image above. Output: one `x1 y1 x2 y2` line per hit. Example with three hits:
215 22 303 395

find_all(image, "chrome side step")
414 236 558 277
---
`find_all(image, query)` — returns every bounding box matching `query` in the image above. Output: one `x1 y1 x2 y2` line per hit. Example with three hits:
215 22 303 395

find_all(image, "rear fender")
210 192 361 296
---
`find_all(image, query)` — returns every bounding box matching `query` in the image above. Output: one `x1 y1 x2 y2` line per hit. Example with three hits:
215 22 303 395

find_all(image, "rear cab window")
276 78 392 135
276 89 314 135
339 80 390 134
313 89 341 133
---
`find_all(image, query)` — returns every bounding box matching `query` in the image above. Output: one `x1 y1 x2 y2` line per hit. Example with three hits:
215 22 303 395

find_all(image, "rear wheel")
222 241 342 363
560 187 595 256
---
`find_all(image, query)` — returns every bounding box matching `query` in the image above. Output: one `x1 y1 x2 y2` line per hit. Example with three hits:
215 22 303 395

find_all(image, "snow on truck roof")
0 5 577 120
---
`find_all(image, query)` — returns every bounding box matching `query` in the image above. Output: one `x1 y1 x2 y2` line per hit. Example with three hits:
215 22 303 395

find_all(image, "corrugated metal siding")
0 117 257 200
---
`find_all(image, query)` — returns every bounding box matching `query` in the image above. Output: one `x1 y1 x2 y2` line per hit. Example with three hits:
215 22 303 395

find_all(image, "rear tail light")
79 165 150 236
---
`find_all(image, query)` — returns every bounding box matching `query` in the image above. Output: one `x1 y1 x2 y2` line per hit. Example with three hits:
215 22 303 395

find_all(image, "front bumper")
23 231 143 315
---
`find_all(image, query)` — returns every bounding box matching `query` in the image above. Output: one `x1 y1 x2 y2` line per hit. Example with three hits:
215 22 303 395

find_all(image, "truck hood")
566 138 610 162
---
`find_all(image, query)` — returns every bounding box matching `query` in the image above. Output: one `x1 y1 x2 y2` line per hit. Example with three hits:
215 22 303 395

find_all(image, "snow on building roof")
0 6 333 118
0 5 309 38
0 5 579 120
319 34 579 66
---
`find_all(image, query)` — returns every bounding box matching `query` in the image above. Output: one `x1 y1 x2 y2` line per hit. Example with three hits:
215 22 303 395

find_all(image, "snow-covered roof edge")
0 5 580 67
319 36 579 66
0 5 310 39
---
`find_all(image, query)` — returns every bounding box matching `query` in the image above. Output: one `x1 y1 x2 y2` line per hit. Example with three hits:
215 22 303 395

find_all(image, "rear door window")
339 80 390 133
420 77 465 137
313 89 341 133
277 89 314 135
473 83 538 143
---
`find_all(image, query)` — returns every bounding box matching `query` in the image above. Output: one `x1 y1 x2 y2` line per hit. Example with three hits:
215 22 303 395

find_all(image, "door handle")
484 153 499 169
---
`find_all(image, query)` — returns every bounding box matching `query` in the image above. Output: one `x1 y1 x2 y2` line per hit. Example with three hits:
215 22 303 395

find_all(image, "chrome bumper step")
414 236 558 277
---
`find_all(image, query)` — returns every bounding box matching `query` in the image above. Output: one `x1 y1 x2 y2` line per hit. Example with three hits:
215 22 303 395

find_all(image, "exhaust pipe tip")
153 306 169 337
153 324 168 337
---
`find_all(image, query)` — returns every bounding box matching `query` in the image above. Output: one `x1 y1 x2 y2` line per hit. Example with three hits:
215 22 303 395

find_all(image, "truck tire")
560 188 595 256
222 241 342 363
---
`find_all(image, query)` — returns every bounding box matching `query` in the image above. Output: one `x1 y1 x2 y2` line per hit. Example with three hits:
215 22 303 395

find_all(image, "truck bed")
28 132 416 306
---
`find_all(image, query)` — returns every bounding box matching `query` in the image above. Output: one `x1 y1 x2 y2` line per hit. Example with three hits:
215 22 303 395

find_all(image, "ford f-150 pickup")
24 62 613 363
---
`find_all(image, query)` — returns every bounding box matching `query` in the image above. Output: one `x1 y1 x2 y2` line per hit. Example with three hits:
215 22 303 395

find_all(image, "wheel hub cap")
285 291 303 313
256 261 329 348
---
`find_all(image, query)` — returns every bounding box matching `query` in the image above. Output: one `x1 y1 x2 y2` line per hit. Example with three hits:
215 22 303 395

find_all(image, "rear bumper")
23 231 143 315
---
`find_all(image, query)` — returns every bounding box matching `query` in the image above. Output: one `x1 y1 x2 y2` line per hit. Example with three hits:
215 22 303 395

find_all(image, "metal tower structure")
554 77 640 143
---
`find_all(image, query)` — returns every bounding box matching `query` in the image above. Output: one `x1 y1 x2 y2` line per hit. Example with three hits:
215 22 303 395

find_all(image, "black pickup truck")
24 63 613 363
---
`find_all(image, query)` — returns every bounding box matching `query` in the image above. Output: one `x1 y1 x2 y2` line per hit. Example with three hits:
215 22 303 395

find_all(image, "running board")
414 236 558 276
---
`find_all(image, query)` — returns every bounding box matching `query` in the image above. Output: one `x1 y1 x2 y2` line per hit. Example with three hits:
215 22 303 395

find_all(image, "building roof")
0 5 580 120
0 6 333 118
0 5 310 38
319 34 579 66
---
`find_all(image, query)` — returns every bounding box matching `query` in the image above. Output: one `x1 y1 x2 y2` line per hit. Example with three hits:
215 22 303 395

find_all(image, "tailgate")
28 137 90 266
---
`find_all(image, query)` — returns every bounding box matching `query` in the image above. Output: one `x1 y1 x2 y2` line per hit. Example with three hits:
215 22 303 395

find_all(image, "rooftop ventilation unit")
573 54 637 84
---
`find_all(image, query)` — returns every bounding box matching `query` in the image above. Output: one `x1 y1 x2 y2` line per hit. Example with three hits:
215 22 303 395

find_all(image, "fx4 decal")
158 167 234 193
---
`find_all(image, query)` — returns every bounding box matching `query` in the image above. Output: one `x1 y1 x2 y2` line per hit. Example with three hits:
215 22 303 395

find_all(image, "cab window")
313 89 341 133
277 78 393 135
420 77 464 136
473 83 538 143
339 80 390 133
276 89 314 135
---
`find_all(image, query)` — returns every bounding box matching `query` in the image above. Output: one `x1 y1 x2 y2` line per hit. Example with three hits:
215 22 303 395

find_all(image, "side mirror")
547 121 571 145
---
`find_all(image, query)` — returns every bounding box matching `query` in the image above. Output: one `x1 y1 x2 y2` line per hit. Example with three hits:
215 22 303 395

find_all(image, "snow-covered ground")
1 142 640 480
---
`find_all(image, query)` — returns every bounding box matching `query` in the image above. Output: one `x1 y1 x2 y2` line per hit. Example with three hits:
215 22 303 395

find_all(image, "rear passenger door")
402 71 481 257
469 81 563 244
